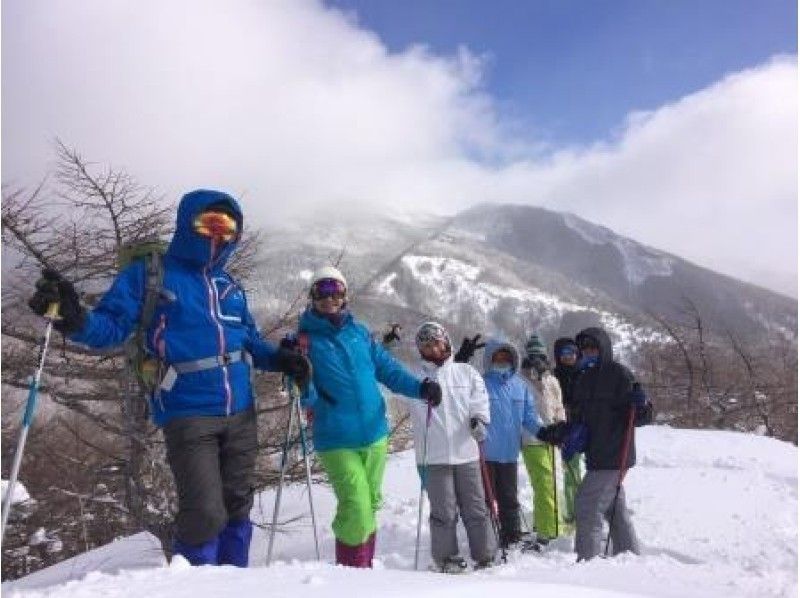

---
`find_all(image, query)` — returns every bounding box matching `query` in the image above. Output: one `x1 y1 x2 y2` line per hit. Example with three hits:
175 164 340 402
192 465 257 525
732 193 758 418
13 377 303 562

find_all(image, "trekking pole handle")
44 302 61 321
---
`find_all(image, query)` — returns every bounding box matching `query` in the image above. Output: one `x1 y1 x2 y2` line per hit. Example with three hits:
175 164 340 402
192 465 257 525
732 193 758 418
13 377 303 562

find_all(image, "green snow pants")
317 436 388 547
563 453 583 523
522 444 560 539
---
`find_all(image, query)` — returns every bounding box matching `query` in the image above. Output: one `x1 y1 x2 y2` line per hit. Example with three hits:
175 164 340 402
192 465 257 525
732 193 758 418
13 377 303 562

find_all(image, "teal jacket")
299 308 423 451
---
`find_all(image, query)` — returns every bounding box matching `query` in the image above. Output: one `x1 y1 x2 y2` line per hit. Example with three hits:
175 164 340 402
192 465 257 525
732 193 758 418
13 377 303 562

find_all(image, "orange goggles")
193 211 238 242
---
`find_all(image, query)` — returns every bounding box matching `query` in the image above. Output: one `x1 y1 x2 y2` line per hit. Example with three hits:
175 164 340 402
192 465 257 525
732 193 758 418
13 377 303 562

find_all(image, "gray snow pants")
163 409 258 545
575 469 641 561
426 461 496 564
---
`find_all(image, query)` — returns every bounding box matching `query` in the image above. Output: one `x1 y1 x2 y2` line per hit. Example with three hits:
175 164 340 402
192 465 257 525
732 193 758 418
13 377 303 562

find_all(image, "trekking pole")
478 443 507 563
604 407 636 557
291 379 320 561
1 303 60 542
413 402 433 570
266 378 299 566
551 444 559 538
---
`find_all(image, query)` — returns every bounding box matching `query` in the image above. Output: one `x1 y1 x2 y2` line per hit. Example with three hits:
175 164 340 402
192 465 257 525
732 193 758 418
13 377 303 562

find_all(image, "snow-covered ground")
3 426 797 597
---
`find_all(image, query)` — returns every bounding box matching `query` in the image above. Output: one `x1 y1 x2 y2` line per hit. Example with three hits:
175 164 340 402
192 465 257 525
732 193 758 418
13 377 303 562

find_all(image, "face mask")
531 356 548 373
579 355 600 370
492 364 512 375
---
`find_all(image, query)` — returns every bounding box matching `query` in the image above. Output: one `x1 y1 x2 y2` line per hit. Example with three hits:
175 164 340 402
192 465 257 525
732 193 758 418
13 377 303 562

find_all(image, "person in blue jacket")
482 339 543 548
293 266 442 568
28 189 310 567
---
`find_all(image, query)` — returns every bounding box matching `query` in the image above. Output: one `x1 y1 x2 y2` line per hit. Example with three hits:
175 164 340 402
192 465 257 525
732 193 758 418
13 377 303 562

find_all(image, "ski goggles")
310 278 347 300
415 322 450 350
558 345 578 357
193 211 238 242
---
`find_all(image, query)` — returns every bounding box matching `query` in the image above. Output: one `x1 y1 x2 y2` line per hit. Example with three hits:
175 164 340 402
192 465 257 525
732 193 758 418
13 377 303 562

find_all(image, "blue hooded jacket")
71 189 280 426
299 308 422 452
482 339 543 463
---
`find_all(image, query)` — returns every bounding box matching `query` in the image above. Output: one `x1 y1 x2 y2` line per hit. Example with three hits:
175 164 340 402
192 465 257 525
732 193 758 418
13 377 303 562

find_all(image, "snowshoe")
431 555 469 574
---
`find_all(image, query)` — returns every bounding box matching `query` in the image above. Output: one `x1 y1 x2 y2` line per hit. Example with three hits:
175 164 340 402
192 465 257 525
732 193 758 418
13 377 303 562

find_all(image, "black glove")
470 417 487 442
382 324 401 345
279 335 298 351
275 348 312 389
629 382 647 407
535 421 569 445
453 334 485 363
28 268 86 335
419 378 442 407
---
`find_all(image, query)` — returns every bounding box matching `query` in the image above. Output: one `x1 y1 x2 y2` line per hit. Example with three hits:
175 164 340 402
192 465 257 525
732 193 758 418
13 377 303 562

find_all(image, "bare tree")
1 141 272 579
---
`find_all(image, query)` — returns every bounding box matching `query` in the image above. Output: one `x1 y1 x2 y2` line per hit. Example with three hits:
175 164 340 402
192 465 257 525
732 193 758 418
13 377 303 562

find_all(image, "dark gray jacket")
572 327 653 471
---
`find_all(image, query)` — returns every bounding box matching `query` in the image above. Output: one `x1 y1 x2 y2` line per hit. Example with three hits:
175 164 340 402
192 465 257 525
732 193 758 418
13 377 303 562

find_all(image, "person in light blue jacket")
482 339 543 548
295 266 442 567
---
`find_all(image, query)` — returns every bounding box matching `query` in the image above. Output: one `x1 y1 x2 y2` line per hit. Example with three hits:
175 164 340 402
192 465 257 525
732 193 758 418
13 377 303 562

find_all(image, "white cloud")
2 0 796 296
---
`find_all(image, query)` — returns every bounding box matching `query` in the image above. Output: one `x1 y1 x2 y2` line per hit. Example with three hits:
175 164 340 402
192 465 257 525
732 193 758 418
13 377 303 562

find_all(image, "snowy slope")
4 426 797 598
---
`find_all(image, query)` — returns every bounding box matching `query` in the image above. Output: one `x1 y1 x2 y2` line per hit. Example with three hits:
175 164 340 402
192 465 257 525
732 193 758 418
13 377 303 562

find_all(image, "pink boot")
335 536 374 568
364 532 376 568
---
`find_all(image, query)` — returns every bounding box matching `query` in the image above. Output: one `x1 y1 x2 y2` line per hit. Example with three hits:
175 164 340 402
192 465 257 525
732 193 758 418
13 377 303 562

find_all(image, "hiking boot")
432 555 468 574
473 558 496 570
520 536 552 554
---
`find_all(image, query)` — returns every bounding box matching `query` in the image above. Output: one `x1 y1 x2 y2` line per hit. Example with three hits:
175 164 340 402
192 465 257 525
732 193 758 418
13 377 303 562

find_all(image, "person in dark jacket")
27 190 310 567
552 337 582 523
537 327 654 561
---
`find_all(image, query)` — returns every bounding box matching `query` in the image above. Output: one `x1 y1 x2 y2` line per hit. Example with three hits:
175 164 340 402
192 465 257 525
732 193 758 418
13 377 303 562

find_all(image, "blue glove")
561 422 589 461
629 382 647 407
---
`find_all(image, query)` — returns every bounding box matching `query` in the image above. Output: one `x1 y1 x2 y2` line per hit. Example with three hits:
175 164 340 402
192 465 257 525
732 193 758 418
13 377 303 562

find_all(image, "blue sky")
329 0 798 144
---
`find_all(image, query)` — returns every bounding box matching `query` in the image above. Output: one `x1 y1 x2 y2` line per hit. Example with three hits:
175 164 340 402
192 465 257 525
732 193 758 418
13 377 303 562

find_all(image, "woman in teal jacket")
482 339 542 548
298 266 441 567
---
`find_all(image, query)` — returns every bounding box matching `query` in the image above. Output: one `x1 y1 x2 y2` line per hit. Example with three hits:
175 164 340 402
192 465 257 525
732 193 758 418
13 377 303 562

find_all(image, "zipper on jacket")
152 314 168 412
203 265 233 415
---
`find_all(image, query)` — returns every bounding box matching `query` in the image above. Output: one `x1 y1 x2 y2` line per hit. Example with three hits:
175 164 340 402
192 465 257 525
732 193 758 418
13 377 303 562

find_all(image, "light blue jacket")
70 190 280 425
299 308 423 452
482 339 542 463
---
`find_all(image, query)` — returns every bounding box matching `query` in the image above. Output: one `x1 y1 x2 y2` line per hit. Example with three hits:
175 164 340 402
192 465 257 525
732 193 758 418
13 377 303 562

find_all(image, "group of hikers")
27 189 654 572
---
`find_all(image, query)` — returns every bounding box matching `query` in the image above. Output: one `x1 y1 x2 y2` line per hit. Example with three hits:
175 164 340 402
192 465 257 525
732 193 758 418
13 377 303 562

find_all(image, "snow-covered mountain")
251 204 796 360
5 426 797 597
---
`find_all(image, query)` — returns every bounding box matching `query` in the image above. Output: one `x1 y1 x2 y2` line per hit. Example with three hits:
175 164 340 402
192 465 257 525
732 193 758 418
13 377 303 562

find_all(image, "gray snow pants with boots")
163 409 258 545
575 469 641 561
426 461 496 565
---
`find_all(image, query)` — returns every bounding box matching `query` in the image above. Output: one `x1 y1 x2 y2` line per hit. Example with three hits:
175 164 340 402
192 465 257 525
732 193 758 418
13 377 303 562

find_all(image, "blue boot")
173 536 219 566
218 519 253 567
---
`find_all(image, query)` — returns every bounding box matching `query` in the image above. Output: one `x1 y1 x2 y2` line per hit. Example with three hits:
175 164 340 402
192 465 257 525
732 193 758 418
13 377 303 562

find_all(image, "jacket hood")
483 338 520 375
166 189 243 267
575 327 614 363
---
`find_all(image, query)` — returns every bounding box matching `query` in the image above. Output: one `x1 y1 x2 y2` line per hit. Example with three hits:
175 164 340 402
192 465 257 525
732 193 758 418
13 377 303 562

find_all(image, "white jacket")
520 369 565 446
400 356 490 465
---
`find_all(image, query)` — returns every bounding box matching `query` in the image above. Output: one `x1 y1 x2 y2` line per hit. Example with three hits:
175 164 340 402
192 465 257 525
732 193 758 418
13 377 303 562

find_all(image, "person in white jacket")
402 321 497 573
519 334 567 549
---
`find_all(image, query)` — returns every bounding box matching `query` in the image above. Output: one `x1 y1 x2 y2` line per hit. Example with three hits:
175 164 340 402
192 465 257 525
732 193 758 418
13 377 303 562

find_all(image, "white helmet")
310 266 347 289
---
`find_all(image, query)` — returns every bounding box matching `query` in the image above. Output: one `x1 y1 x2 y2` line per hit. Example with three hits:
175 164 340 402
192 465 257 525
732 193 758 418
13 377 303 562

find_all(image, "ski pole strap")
159 350 253 391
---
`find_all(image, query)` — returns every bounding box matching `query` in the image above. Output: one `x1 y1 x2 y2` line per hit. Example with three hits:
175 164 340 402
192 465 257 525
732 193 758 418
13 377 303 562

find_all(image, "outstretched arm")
70 263 144 349
371 335 422 399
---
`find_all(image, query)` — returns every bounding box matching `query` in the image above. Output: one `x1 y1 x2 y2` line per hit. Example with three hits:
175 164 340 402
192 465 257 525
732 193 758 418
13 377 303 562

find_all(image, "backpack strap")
140 251 164 334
